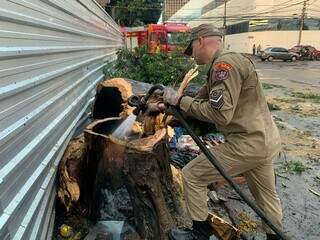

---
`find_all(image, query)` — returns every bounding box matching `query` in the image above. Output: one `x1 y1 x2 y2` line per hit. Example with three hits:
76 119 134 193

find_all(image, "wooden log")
84 118 186 239
57 136 86 212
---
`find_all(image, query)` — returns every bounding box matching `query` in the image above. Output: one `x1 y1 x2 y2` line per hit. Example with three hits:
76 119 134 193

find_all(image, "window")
249 18 320 32
304 18 320 30
226 21 249 35
167 32 189 45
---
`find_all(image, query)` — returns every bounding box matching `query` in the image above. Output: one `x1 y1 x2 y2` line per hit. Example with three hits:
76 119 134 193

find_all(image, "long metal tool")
171 107 288 240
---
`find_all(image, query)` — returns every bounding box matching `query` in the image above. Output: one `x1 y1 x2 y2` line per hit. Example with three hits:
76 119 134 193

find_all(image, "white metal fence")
0 1 122 239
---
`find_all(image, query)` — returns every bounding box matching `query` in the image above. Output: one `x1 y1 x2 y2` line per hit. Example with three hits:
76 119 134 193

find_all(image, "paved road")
254 59 320 91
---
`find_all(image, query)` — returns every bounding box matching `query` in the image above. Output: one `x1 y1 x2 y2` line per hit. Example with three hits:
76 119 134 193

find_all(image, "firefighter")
163 24 283 240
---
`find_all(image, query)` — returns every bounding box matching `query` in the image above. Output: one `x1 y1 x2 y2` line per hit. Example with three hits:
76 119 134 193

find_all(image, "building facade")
171 0 320 53
164 0 190 22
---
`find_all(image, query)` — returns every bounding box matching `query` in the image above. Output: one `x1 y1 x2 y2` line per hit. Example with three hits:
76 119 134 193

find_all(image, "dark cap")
184 24 223 56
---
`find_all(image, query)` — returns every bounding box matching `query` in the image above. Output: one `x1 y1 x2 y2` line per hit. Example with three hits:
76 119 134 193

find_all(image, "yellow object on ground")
59 224 73 238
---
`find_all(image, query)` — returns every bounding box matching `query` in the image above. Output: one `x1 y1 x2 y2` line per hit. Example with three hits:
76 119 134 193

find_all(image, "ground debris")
236 212 258 236
309 188 320 198
208 212 239 240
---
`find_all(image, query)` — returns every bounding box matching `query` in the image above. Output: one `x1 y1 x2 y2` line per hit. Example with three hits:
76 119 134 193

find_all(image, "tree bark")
83 118 185 239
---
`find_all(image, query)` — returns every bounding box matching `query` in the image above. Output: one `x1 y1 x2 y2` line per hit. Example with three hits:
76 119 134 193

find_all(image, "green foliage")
281 160 312 174
106 0 163 26
104 46 208 86
291 91 320 103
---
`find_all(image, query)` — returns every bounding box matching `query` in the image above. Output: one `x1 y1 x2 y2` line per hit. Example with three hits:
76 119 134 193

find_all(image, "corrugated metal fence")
0 1 122 239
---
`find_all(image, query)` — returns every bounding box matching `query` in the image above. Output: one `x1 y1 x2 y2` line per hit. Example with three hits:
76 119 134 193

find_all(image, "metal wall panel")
0 0 123 239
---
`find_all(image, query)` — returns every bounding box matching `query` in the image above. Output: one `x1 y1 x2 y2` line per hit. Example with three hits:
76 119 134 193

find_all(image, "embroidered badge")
215 69 229 81
213 62 232 81
210 89 224 109
214 62 233 71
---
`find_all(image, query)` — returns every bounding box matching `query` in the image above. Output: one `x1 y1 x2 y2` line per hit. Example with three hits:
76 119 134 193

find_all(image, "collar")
210 48 223 64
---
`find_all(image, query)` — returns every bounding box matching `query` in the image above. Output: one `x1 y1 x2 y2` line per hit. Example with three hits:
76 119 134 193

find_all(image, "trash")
177 135 200 153
170 149 198 169
59 224 74 238
169 127 184 149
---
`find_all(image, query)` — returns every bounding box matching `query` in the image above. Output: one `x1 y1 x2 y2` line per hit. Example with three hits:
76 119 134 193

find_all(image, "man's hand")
163 88 182 106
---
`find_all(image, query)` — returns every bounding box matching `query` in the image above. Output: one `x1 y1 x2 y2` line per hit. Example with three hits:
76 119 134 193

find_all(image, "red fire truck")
121 23 191 53
147 23 191 53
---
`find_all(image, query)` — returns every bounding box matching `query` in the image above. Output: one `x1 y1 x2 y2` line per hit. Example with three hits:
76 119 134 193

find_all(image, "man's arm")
194 85 209 99
179 58 243 126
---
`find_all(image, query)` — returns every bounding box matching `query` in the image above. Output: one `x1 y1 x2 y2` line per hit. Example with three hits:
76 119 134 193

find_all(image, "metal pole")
171 107 289 240
223 0 227 47
298 0 307 45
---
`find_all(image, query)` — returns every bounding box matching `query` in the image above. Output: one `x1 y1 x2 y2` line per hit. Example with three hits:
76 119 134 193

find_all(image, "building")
164 0 190 22
170 0 320 53
168 0 212 23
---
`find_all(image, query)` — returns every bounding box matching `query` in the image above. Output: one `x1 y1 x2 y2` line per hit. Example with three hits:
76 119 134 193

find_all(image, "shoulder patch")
214 62 233 71
209 89 224 109
213 62 232 81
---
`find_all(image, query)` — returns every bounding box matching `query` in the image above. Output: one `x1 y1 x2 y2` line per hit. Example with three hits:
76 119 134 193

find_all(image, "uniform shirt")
179 49 281 159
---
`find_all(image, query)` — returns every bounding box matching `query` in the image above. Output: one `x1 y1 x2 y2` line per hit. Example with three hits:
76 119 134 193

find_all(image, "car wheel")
261 58 266 62
317 56 320 61
291 56 297 61
267 56 273 61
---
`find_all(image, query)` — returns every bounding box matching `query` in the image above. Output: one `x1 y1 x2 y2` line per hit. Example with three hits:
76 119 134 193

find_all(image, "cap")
184 24 223 56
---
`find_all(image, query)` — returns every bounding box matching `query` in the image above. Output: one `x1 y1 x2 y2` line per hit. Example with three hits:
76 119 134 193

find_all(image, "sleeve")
194 85 208 99
179 59 243 126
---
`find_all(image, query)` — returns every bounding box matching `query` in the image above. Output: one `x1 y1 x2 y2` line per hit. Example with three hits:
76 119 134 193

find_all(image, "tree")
106 0 163 26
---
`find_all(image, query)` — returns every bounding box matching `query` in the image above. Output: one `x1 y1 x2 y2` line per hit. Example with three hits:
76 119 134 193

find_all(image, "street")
255 60 320 91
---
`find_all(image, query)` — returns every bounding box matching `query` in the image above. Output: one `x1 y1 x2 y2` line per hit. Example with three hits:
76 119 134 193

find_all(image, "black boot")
168 220 212 240
266 233 281 240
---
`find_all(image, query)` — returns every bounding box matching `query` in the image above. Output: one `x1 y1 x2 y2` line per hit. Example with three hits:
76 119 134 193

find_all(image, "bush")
104 46 209 86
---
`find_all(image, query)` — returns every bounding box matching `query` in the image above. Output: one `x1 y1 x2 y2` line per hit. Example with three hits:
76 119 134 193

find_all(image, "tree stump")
84 118 185 239
57 78 187 239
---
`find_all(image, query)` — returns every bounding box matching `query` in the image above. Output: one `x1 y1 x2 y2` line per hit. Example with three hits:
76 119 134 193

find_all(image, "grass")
290 104 301 112
290 91 320 103
267 102 281 111
262 83 285 90
281 160 312 174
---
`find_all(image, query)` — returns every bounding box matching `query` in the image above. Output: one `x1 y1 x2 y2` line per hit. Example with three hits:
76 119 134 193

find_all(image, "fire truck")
121 23 191 53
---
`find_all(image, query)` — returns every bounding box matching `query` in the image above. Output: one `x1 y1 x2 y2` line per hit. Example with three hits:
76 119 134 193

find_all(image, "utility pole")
163 0 167 23
223 0 227 47
298 0 308 45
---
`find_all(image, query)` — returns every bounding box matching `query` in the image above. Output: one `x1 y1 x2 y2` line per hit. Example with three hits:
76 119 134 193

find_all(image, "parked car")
311 48 320 60
289 45 320 60
260 47 299 62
